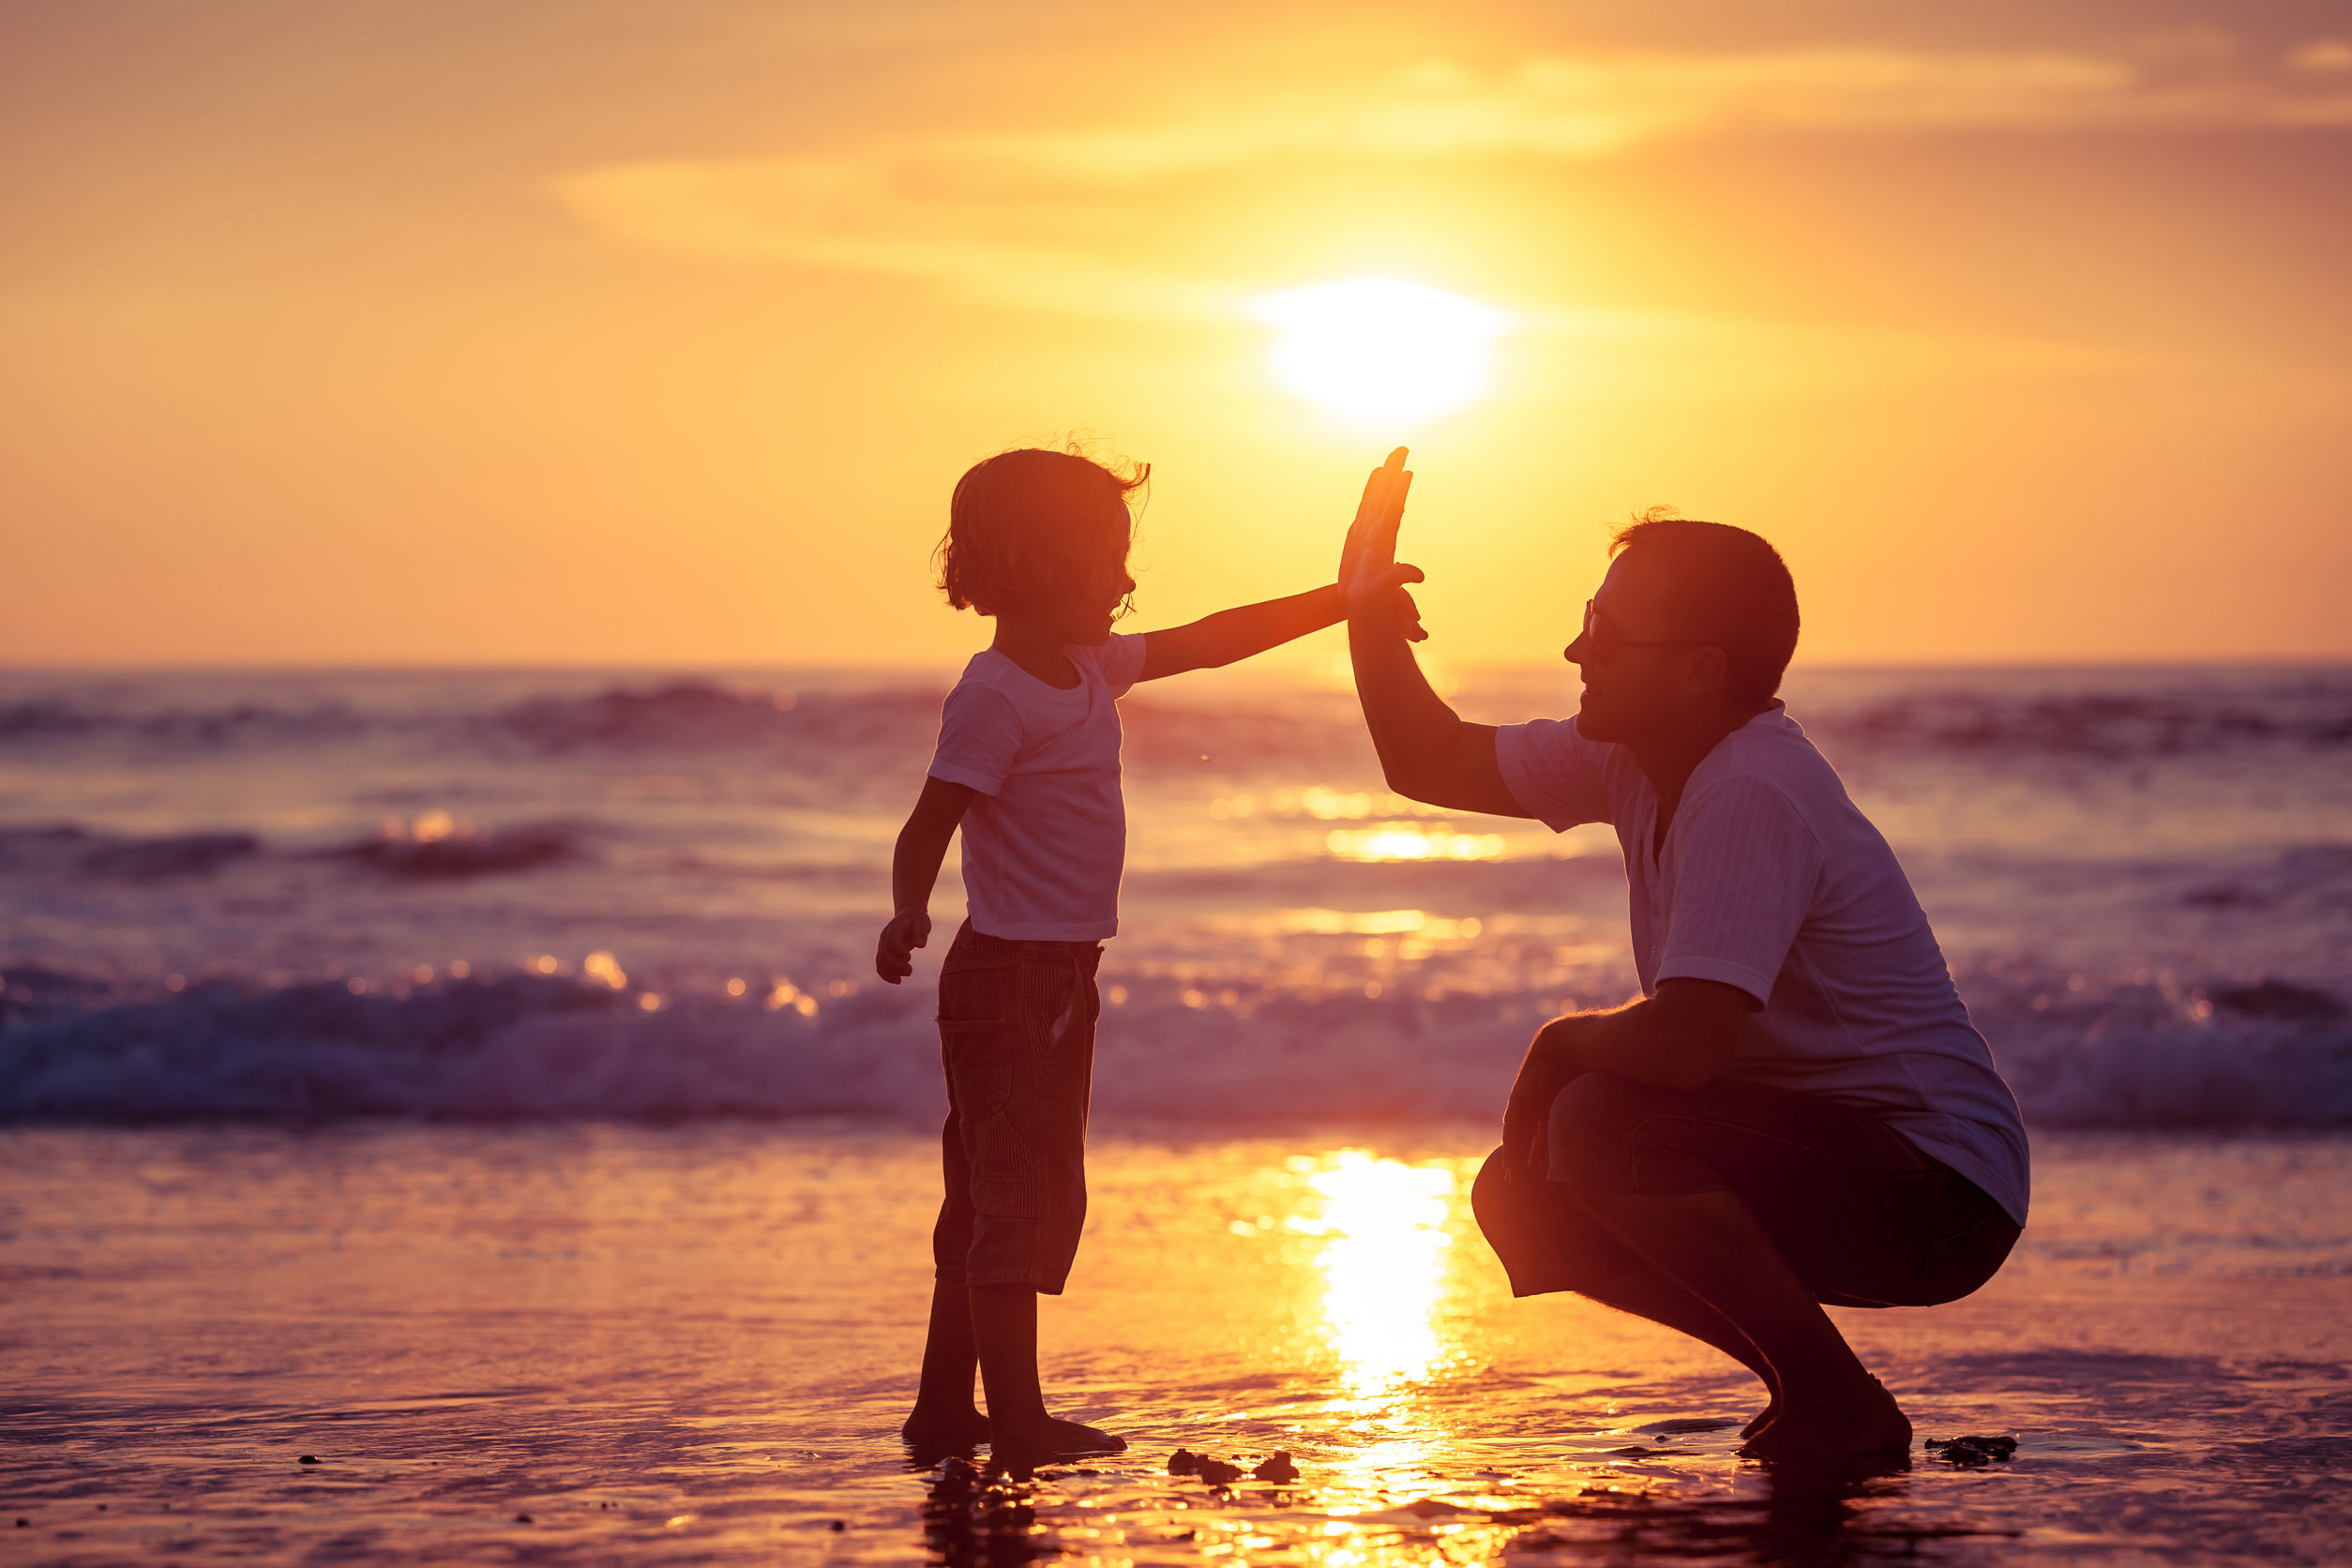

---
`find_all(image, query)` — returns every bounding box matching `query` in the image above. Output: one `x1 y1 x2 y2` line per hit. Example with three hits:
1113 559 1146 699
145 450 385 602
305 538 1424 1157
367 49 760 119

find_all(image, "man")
1337 459 2028 1463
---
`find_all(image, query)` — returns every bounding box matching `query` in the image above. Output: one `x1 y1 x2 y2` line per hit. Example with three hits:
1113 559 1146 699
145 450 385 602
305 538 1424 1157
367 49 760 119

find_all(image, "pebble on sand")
1251 1452 1301 1484
297 1456 320 1466
1167 1450 1244 1485
1924 1435 2019 1468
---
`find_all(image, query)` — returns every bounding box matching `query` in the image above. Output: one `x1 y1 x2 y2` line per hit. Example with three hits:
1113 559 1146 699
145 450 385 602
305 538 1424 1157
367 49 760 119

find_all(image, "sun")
1255 277 1509 425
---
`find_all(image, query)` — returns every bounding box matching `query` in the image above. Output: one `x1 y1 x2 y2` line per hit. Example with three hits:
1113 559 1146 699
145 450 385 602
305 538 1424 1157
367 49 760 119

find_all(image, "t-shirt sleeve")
1072 631 1149 698
1655 776 1825 1005
927 680 1023 796
1493 717 1615 831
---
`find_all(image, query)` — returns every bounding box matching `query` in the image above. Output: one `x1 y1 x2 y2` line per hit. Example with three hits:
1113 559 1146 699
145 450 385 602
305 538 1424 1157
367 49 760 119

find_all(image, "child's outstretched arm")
1136 452 1424 683
876 776 975 983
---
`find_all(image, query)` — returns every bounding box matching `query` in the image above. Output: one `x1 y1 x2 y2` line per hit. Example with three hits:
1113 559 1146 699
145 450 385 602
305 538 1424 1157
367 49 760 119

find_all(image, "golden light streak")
1325 826 1507 862
1290 1151 1457 1403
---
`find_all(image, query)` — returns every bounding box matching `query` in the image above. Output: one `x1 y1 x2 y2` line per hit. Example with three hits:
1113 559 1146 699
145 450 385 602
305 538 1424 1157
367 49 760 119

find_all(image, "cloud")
2286 38 2352 74
552 42 2352 314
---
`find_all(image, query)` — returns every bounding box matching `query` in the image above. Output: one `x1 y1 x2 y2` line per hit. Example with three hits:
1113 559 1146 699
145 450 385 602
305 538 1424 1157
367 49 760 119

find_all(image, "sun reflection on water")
1325 825 1506 862
1289 1151 1458 1406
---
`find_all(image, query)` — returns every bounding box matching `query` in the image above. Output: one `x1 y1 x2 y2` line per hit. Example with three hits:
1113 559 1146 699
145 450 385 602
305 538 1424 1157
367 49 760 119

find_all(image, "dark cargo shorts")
931 921 1102 1294
1474 1071 2021 1310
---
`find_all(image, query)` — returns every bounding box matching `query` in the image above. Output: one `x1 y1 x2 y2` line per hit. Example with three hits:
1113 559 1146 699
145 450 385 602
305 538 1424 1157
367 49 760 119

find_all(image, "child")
878 444 1416 1458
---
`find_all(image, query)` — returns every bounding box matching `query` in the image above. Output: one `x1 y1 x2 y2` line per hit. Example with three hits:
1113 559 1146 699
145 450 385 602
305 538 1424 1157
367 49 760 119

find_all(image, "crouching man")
1338 486 2028 1463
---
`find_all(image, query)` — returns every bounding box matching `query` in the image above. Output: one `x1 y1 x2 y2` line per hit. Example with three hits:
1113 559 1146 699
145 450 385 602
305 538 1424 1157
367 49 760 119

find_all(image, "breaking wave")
4 965 2344 1132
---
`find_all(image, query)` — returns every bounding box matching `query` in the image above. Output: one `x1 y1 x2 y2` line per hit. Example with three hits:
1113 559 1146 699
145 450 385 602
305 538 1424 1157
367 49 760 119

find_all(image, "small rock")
297 1455 320 1466
514 1514 534 1525
1250 1452 1301 1483
829 1519 846 1531
1168 1449 1201 1475
1195 1457 1244 1485
1923 1435 2019 1468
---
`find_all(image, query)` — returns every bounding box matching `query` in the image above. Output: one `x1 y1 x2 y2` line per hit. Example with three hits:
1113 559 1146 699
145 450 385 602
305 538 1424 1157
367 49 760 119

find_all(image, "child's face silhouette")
1048 558 1135 646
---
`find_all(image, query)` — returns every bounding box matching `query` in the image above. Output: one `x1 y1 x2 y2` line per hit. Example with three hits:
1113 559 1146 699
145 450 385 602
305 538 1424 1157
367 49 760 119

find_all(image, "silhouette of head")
938 447 1147 645
1566 512 1800 744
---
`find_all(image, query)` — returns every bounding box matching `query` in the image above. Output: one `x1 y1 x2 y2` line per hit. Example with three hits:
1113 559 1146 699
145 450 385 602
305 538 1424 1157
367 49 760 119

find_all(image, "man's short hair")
1609 511 1801 706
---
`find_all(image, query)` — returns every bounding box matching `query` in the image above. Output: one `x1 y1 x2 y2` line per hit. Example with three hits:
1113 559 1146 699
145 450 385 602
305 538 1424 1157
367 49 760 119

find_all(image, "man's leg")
1473 1151 1782 1432
1580 1263 1784 1437
1545 1075 1926 1462
1580 1187 1907 1459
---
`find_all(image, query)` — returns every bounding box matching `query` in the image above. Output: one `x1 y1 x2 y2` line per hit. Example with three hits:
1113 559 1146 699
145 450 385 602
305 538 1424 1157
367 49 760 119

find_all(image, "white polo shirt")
927 633 1148 942
1497 704 2029 1224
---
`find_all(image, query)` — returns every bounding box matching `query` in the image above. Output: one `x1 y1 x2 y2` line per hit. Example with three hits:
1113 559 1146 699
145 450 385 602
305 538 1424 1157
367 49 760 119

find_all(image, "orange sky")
5 2 2349 669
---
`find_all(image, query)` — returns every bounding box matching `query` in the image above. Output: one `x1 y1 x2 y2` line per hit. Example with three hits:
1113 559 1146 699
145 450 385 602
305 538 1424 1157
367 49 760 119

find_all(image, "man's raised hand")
1340 447 1426 641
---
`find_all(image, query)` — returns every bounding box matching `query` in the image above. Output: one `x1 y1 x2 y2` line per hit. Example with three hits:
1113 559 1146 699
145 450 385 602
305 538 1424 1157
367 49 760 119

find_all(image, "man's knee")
1546 1073 1718 1197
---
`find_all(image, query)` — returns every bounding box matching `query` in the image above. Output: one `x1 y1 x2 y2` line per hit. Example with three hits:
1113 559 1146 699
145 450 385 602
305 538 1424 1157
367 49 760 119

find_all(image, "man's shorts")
931 921 1102 1294
1473 1071 2021 1309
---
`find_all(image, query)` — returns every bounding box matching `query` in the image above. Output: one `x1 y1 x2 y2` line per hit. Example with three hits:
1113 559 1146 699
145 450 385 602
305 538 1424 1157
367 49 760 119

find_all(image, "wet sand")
3 1126 2348 1564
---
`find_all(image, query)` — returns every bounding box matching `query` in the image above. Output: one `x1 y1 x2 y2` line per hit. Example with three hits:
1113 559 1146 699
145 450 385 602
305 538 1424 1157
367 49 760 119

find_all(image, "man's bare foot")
1739 1377 1908 1462
1741 1396 1783 1440
988 1415 1126 1460
902 1406 991 1447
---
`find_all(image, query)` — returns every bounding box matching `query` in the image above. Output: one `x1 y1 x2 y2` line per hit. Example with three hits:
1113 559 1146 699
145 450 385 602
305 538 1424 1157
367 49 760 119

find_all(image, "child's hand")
876 908 932 984
1340 448 1427 640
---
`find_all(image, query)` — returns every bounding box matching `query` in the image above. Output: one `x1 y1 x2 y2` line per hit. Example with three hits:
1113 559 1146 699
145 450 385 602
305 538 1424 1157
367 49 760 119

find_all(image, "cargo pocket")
936 1021 1008 1118
971 1156 1049 1219
1018 957 1086 1062
938 964 1017 1122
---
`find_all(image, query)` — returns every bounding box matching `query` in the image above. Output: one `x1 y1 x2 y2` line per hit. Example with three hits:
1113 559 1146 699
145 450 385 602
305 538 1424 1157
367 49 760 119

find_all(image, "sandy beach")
5 1123 2347 1565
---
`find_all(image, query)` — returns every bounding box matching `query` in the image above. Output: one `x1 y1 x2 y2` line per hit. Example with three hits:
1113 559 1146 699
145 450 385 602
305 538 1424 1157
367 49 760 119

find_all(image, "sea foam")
4 966 2344 1131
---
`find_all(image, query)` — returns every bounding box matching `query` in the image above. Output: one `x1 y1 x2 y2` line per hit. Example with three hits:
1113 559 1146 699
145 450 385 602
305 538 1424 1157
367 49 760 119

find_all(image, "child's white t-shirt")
927 633 1148 942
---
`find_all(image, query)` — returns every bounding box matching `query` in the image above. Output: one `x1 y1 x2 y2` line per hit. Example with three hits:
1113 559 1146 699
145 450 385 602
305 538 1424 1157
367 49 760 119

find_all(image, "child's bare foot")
902 1405 991 1447
988 1415 1126 1459
1738 1377 1909 1463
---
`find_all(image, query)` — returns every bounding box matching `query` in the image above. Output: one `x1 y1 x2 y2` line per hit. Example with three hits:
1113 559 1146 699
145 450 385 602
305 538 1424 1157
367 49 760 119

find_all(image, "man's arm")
876 776 976 983
1338 453 1529 817
1500 980 1756 1165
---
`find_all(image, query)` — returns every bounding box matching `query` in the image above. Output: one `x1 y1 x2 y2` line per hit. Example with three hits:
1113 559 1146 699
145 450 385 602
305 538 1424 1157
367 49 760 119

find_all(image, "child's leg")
904 1110 989 1444
970 1285 1122 1455
967 942 1123 1456
905 1276 987 1442
927 931 1123 1456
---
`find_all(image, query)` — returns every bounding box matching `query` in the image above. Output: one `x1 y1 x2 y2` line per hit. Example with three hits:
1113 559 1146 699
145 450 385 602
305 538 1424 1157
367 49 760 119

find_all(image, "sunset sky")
5 1 2349 669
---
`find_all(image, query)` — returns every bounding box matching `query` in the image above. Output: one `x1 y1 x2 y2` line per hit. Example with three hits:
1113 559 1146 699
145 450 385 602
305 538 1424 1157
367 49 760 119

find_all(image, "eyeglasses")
1569 599 1709 660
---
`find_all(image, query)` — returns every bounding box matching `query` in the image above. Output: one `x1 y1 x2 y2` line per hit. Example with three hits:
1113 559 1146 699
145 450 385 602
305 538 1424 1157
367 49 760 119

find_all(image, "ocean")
3 664 2349 1565
2 663 2346 1129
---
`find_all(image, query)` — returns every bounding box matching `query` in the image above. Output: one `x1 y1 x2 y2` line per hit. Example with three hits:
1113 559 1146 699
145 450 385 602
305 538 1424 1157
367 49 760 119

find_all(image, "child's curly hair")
936 446 1149 618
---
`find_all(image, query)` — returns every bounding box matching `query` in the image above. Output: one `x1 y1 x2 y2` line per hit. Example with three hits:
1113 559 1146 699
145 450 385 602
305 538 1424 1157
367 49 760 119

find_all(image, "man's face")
1564 552 1710 742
